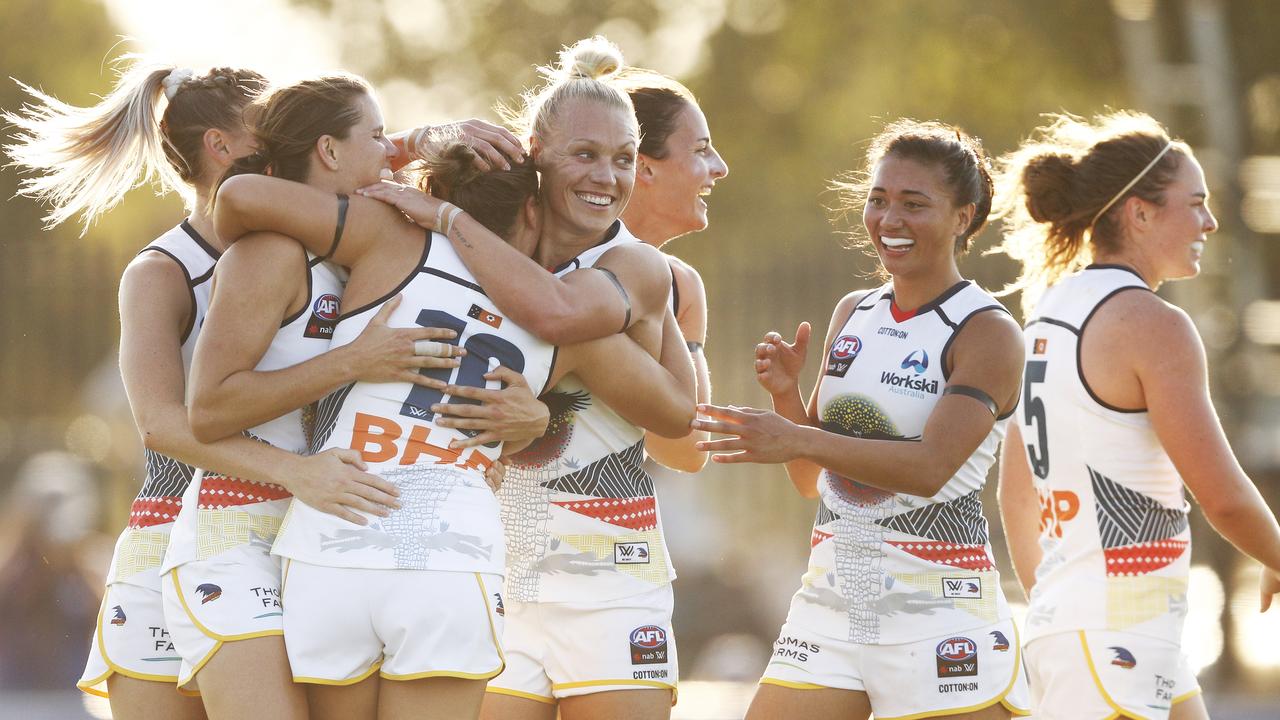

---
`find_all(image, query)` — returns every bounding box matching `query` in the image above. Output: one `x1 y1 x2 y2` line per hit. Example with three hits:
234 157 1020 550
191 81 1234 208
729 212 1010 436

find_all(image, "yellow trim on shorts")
1172 687 1202 704
80 591 181 694
170 569 284 643
758 677 828 690
379 573 505 683
551 678 676 693
876 622 1031 720
485 686 557 704
295 660 382 686
1078 631 1136 720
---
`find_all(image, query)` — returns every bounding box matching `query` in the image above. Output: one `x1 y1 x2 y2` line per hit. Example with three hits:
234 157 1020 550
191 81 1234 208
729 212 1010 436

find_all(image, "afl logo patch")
305 293 340 339
629 625 669 665
826 335 862 378
935 637 978 678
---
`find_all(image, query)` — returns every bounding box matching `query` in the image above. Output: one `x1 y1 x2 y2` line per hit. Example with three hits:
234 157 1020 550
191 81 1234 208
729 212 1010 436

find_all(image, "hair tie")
162 68 195 101
1090 141 1173 227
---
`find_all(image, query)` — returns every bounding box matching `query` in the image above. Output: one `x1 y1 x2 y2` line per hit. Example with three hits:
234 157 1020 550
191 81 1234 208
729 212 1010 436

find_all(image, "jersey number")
1023 359 1050 479
399 309 527 439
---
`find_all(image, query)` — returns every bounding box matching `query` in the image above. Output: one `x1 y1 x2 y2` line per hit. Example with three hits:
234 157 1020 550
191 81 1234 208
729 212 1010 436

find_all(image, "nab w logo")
936 636 979 678
615 541 650 564
901 349 929 374
406 405 428 418
941 577 981 599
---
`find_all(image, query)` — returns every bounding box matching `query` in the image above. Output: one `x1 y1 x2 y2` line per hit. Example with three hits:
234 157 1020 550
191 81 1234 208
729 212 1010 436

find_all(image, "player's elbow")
651 405 697 440
188 396 231 444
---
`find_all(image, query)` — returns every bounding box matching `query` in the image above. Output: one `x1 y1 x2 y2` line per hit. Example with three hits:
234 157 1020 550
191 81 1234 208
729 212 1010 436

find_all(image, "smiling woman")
690 120 1030 720
991 111 1280 720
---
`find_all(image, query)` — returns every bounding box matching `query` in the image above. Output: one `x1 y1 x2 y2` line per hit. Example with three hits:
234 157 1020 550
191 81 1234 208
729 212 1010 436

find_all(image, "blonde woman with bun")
358 36 696 720
994 111 1280 720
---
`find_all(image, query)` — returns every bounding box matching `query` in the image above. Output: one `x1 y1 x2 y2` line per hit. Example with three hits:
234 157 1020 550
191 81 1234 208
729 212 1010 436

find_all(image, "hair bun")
558 36 624 82
1022 152 1081 224
425 142 483 194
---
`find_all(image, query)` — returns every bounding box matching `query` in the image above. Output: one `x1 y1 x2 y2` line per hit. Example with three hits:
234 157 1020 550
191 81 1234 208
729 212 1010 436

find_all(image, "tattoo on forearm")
451 224 474 249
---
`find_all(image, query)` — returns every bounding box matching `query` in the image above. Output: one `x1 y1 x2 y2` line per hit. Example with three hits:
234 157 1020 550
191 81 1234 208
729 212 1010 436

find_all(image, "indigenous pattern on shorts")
796 281 1015 645
501 221 676 604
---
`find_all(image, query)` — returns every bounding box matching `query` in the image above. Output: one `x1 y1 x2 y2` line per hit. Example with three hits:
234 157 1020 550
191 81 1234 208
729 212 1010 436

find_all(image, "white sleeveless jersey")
163 254 346 572
107 221 219 587
272 232 555 576
501 221 677 603
794 281 1015 645
1019 265 1190 644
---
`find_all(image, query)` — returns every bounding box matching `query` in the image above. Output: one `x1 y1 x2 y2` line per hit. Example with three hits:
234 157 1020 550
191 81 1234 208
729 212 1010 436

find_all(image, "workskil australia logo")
882 349 938 397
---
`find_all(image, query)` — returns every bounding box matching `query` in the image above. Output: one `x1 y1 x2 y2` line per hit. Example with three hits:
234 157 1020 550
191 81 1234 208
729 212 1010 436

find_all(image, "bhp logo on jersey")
305 293 340 339
615 541 650 564
826 335 862 378
630 625 668 665
936 637 978 678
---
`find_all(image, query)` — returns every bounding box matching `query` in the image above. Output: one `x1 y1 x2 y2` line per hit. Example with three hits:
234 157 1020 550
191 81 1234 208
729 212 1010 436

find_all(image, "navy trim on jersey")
1077 285 1151 414
181 219 221 260
424 267 486 295
548 221 622 274
885 280 971 325
139 246 200 345
540 345 561 397
940 304 1010 381
336 230 433 322
1025 317 1081 335
280 243 314 328
1086 263 1147 283
670 263 680 318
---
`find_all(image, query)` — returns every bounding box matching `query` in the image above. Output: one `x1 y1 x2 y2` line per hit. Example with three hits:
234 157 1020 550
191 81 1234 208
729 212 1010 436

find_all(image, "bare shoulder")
600 239 669 274
1092 288 1197 343
220 231 305 268
122 249 191 298
949 308 1024 377
597 241 673 305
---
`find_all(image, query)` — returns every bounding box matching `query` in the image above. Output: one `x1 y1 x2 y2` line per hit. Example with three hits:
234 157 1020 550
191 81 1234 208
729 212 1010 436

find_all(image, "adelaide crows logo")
110 605 127 626
1110 646 1137 669
195 583 223 604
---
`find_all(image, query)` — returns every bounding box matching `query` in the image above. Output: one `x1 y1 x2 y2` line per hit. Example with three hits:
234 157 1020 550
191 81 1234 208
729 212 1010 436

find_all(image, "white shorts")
1025 631 1201 720
486 584 678 704
161 543 285 690
759 617 1030 720
280 559 505 684
78 581 194 698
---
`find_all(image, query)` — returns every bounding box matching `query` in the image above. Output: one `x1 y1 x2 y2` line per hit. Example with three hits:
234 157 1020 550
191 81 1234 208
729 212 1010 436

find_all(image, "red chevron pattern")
552 496 656 531
812 529 834 547
887 541 994 571
128 496 183 528
198 474 292 509
1103 540 1188 577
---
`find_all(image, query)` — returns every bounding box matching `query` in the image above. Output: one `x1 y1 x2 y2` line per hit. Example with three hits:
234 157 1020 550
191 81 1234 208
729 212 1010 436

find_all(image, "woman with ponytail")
3 62 409 719
993 112 1279 720
693 120 1031 720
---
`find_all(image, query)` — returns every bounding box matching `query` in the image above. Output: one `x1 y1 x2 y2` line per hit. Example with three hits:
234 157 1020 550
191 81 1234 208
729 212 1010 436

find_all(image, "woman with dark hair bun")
694 120 1031 720
615 68 729 473
4 60 408 720
994 111 1280 720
